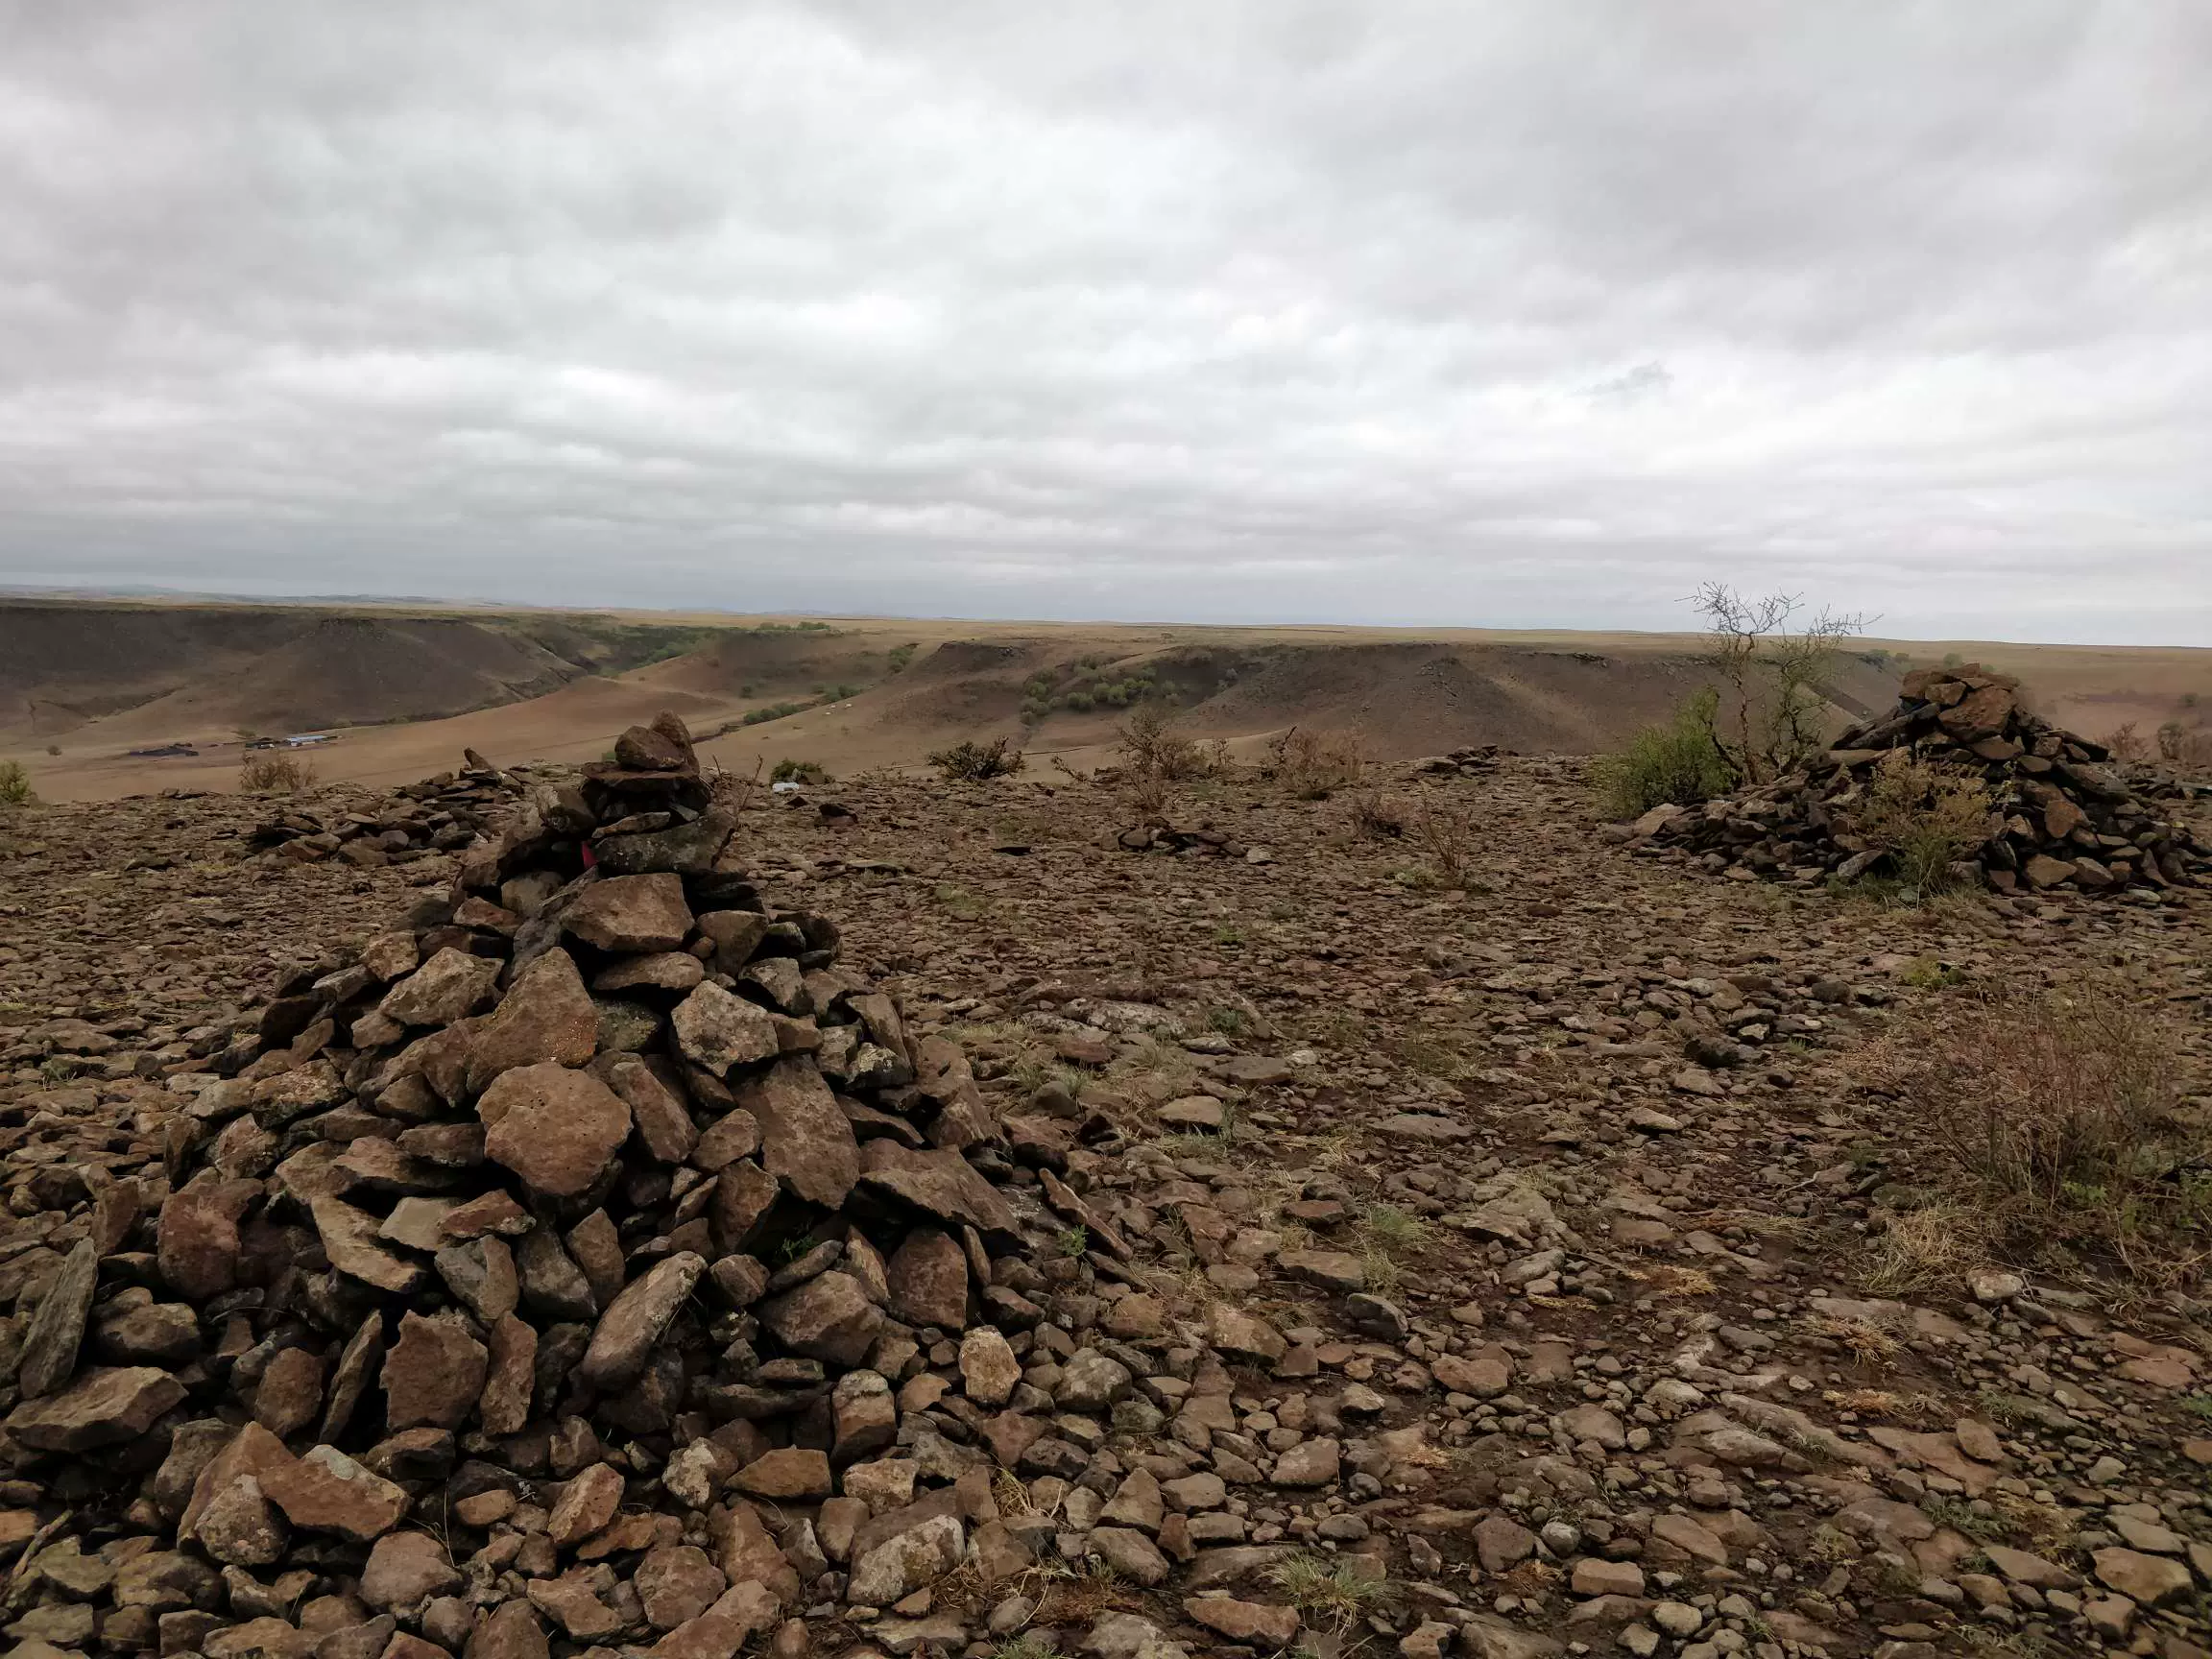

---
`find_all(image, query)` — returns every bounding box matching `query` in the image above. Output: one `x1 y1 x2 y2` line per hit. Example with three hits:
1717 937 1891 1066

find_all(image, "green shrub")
929 737 1025 781
886 642 919 672
1592 689 1735 818
1849 750 1994 896
0 761 35 807
770 758 829 784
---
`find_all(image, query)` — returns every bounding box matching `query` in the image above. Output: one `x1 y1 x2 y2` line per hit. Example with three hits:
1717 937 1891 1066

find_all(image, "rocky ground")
2 751 2208 1659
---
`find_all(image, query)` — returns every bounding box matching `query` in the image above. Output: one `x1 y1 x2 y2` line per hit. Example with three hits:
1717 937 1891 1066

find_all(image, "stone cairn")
250 752 528 869
1642 666 2206 896
2 713 1166 1659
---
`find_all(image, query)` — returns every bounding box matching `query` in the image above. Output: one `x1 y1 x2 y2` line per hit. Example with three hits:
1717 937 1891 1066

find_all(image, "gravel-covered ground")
2 753 2207 1659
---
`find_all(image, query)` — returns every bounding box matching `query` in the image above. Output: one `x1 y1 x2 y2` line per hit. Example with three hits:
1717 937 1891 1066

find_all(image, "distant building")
246 733 335 750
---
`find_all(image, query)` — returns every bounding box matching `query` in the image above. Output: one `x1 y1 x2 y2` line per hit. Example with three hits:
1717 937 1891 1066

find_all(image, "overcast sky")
2 2 2207 643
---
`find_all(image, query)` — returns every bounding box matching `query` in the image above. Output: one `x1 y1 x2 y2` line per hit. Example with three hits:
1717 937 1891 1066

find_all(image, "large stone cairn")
1646 665 2206 896
1 713 1119 1659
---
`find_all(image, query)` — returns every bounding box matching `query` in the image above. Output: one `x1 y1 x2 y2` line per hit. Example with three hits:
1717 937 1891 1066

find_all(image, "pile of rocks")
1412 745 1509 777
1113 821 1272 861
0 714 1159 1659
1642 666 2207 896
249 753 529 869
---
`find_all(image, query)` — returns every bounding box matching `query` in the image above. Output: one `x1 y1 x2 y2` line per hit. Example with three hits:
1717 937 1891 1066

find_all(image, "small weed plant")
1266 1552 1394 1632
0 761 35 807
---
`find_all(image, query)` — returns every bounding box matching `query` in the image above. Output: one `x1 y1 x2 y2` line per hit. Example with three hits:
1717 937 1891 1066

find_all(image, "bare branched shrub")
2156 720 2212 774
1863 983 2208 1281
710 757 767 814
1265 727 1364 798
1407 798 1479 888
1117 705 1202 781
1349 791 1405 839
1692 583 1870 783
241 753 318 794
928 737 1024 781
1847 751 1993 895
2103 721 2148 761
1124 770 1172 819
1116 707 1231 784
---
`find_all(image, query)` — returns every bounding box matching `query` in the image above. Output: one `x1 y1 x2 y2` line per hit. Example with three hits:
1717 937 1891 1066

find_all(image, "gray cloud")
1 0 2207 641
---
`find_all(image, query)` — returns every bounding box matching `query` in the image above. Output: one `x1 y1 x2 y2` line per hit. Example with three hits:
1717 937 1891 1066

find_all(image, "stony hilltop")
0 717 2208 1659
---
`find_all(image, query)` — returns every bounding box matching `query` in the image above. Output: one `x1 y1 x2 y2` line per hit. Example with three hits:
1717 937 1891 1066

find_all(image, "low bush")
1116 706 1224 782
1863 983 2208 1282
1590 688 1735 818
1265 727 1364 798
770 758 830 784
2157 720 2212 773
240 753 317 794
1848 750 1993 895
1349 791 1405 839
0 761 35 807
929 737 1024 781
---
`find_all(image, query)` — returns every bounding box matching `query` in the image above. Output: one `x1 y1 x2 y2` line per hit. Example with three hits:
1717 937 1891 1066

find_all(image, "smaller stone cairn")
1 712 1170 1659
1638 666 2207 896
251 751 530 868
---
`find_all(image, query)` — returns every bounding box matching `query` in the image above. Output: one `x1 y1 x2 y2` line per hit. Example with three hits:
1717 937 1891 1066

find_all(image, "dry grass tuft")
1626 1263 1717 1297
1265 1551 1395 1631
1029 1560 1130 1625
1863 981 2209 1283
1822 1387 1951 1425
240 752 318 794
1860 1203 1995 1296
1809 1314 1904 1367
1352 1202 1430 1296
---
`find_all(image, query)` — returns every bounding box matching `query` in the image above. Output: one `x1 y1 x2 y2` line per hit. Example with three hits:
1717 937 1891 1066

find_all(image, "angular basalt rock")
743 1056 860 1207
464 947 597 1093
6 1366 187 1452
564 874 693 953
478 1063 632 1197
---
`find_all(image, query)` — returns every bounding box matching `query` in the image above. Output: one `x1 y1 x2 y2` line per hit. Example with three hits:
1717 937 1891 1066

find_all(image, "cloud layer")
2 1 2207 641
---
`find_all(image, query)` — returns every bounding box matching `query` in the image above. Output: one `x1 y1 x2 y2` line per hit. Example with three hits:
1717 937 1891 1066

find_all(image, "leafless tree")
1690 583 1872 784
